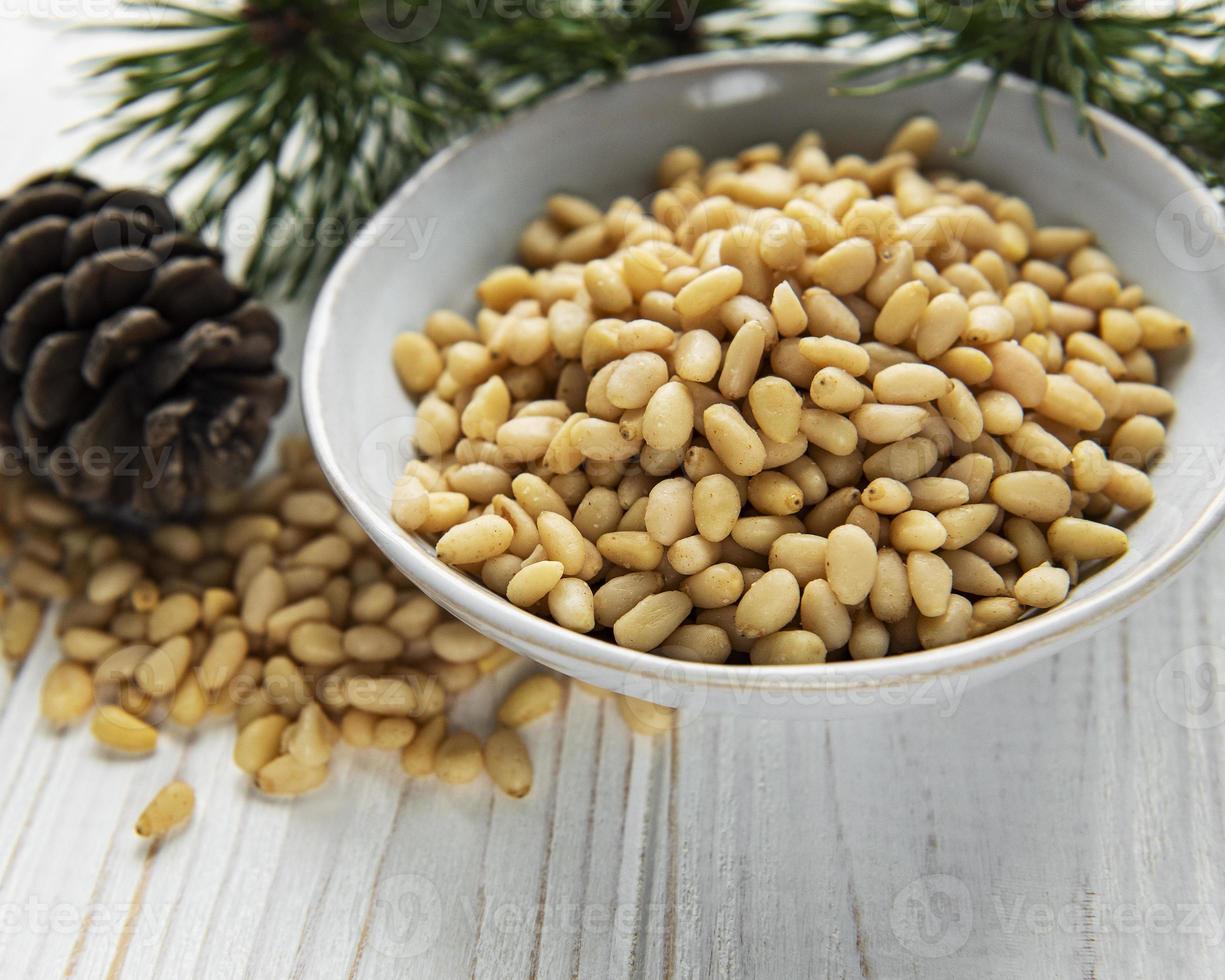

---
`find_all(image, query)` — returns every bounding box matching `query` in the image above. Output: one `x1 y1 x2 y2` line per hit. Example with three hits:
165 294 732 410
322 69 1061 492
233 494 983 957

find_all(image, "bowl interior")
305 51 1225 697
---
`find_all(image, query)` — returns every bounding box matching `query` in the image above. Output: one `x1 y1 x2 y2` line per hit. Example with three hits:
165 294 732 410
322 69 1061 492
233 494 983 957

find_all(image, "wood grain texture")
0 547 1223 979
4 14 1225 980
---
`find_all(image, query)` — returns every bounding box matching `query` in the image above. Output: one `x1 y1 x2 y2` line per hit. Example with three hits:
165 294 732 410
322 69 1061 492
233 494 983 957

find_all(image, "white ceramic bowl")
304 50 1225 717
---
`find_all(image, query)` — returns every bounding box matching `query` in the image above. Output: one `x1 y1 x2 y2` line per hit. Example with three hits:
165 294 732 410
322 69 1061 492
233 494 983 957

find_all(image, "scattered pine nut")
135 781 195 838
40 661 94 727
484 728 533 797
91 706 158 755
434 730 484 784
497 675 564 727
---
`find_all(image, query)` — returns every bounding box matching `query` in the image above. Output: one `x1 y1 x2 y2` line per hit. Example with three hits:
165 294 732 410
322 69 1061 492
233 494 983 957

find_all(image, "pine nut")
343 624 404 662
674 330 723 383
873 363 952 405
498 674 564 726
809 366 864 414
1103 461 1154 511
1109 415 1164 467
285 702 334 766
799 408 858 456
548 578 596 633
984 341 1048 407
890 510 948 553
938 504 998 550
288 533 354 570
989 472 1072 523
662 623 733 664
507 560 565 607
340 709 377 747
436 514 513 566
345 674 444 717
3 597 44 662
1014 563 1071 608
643 381 695 451
825 525 878 604
614 591 694 651
286 621 345 667
597 531 664 571
87 559 144 605
941 549 1007 596
1135 305 1192 350
861 478 912 515
40 661 94 727
750 629 827 665
537 511 587 574
675 265 743 318
869 548 912 623
91 705 157 754
135 781 195 838
692 474 743 543
851 404 928 444
10 557 72 600
849 609 890 660
280 490 341 529
748 377 803 444
906 477 970 513
617 695 675 735
393 332 445 394
147 593 201 644
703 404 766 477
256 754 329 796
915 292 969 360
484 728 533 797
798 335 870 376
1047 516 1128 560
862 437 938 483
907 551 953 618
917 594 973 648
735 569 800 638
1005 421 1073 469
134 636 192 698
768 534 828 587
401 716 447 776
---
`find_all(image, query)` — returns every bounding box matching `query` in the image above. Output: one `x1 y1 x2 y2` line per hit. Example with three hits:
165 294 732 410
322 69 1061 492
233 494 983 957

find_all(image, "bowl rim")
304 47 1225 694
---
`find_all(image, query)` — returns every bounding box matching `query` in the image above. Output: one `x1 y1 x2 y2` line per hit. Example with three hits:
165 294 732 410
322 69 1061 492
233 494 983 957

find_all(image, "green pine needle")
743 0 1225 186
77 0 1225 297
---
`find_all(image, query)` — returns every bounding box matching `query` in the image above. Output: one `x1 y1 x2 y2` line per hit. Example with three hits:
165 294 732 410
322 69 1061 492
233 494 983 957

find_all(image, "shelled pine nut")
2 434 683 834
135 781 195 838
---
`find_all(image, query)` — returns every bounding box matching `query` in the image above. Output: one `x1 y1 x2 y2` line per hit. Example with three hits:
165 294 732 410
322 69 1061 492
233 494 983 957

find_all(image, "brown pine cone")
0 172 288 521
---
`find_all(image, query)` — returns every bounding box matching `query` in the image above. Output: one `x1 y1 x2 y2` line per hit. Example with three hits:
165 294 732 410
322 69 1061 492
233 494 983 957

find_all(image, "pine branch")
732 0 1225 188
79 0 704 294
77 0 1225 298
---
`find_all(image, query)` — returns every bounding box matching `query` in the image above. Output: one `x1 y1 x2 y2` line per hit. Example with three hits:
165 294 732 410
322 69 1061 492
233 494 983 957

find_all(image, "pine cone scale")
0 172 288 521
22 331 91 431
1 274 67 372
0 215 70 310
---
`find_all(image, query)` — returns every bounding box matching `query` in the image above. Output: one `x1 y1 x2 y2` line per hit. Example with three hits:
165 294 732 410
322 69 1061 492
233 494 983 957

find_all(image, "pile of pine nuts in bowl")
380 115 1191 672
303 53 1225 715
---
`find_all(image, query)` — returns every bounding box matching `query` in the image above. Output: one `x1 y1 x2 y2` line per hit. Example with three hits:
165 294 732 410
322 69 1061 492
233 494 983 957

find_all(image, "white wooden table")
4 16 1225 979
